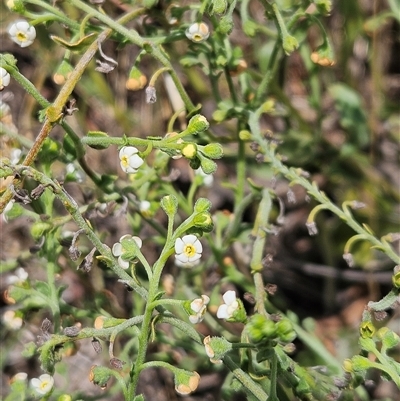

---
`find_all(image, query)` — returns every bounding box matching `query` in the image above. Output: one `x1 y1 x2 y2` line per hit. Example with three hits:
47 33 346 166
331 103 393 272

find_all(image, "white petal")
175 253 189 263
222 290 236 305
188 253 201 262
132 236 143 248
189 315 200 324
182 234 197 244
216 304 229 319
128 154 144 169
118 256 130 269
112 243 122 257
174 238 184 253
193 239 203 253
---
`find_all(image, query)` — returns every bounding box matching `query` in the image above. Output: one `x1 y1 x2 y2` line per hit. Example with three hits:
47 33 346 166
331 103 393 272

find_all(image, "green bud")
211 0 227 15
351 355 374 372
315 0 332 15
218 15 234 35
392 268 400 288
133 395 145 401
58 395 73 401
360 321 375 339
85 131 110 150
200 158 217 174
247 314 276 343
31 222 52 240
161 194 178 216
239 130 252 140
89 365 111 388
189 157 201 170
187 114 210 134
194 198 212 213
243 20 257 37
201 143 223 159
282 35 299 55
6 0 26 13
212 109 228 122
377 328 400 349
276 319 296 342
193 212 214 231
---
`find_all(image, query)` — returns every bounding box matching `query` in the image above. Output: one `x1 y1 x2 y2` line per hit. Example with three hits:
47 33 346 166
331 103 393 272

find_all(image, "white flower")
195 167 214 187
119 146 144 173
10 372 28 383
174 234 203 265
216 290 239 319
10 148 22 165
174 258 200 269
6 267 28 285
185 22 210 43
8 19 36 48
0 67 11 90
112 234 142 269
189 295 210 324
30 374 54 395
2 310 23 330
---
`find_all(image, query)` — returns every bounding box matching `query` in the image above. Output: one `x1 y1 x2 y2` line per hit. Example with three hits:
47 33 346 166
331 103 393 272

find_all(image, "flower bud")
194 198 212 213
53 60 73 85
218 15 234 35
6 0 26 13
203 335 232 363
359 321 375 339
175 370 200 395
201 143 223 159
246 314 276 343
89 365 111 389
160 194 178 216
211 0 227 14
126 66 147 91
193 212 214 232
182 143 198 159
282 35 299 55
200 158 217 174
187 114 209 134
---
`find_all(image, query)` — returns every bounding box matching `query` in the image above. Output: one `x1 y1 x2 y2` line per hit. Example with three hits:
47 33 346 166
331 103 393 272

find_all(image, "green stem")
224 355 269 400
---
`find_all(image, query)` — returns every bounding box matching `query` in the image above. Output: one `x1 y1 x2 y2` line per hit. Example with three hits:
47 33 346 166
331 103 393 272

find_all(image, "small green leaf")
50 33 96 51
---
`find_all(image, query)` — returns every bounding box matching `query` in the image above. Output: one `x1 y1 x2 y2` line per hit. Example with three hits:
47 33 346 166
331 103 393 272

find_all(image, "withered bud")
91 338 102 354
306 221 318 236
110 357 125 370
41 318 52 334
265 283 277 295
31 185 46 200
78 247 96 272
255 153 265 163
63 325 80 337
343 252 354 267
243 292 255 304
373 310 387 321
145 86 157 104
249 142 259 152
69 245 81 261
95 60 116 73
287 189 296 204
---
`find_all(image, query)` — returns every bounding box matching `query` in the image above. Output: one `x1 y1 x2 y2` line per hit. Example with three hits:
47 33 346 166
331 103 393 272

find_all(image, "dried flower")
0 68 11 91
145 86 157 103
8 19 36 47
174 235 203 265
185 22 210 43
2 310 23 330
306 221 318 236
119 146 144 174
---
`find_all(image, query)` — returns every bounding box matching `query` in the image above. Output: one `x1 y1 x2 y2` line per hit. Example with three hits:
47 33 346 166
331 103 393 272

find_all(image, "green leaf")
50 33 96 51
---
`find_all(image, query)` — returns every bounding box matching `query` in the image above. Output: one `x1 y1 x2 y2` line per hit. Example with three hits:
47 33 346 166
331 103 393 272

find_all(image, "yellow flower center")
16 32 28 42
193 33 203 42
121 155 129 168
184 244 196 258
40 380 49 390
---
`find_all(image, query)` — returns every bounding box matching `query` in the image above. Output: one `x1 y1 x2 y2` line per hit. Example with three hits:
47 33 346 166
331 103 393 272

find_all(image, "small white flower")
30 373 54 395
195 167 214 187
174 258 200 269
112 234 142 269
175 234 203 265
8 19 36 48
185 22 210 43
119 146 144 174
0 68 11 90
2 310 23 330
10 372 28 383
6 267 28 285
189 295 210 324
216 290 239 319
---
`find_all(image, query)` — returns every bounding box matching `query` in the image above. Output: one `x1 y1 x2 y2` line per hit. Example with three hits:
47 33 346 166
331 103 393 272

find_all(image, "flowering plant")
1 1 399 400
